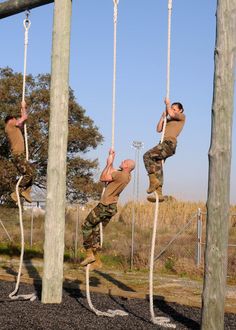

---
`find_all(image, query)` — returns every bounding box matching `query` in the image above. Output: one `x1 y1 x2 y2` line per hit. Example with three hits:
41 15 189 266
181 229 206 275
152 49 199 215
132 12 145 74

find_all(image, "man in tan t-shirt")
5 101 34 203
81 149 135 267
143 98 185 203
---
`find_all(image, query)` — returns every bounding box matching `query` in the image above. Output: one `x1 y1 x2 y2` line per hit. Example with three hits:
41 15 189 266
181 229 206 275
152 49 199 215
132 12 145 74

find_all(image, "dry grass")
0 201 236 280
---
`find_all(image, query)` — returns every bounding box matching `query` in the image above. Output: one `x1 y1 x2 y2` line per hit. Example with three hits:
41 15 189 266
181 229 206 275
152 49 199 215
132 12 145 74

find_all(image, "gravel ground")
0 281 235 330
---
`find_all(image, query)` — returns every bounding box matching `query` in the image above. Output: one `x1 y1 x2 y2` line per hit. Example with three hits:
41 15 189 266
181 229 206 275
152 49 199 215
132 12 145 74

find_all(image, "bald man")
81 149 135 267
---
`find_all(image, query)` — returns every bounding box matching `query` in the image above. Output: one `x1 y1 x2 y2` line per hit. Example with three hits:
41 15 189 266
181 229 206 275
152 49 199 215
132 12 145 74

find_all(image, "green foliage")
0 67 104 203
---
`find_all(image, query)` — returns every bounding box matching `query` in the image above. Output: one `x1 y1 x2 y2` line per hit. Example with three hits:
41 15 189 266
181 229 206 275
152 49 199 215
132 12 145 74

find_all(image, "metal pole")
74 204 79 260
196 208 202 266
30 206 34 247
130 141 144 270
130 147 137 270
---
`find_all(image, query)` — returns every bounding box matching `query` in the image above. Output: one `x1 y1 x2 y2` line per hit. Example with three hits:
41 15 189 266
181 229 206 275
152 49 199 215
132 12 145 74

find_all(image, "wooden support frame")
201 0 236 329
0 0 54 19
1 0 72 304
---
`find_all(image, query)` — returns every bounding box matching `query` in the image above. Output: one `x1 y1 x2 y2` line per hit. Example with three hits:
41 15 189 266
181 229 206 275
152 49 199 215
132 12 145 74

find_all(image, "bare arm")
156 111 167 133
16 101 28 127
100 149 116 182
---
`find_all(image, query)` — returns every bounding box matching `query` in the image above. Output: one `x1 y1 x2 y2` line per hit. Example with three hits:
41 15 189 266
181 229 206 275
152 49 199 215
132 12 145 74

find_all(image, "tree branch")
0 0 54 19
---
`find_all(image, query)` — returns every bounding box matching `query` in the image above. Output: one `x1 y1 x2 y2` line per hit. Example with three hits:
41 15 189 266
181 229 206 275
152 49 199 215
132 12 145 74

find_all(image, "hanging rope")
23 11 31 161
161 0 172 144
100 0 119 249
86 1 128 318
85 264 128 317
149 1 175 327
111 0 119 150
9 11 36 302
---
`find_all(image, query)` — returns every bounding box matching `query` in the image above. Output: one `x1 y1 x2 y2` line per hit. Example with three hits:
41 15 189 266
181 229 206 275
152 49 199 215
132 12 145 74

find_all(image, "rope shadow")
154 298 200 329
94 270 135 292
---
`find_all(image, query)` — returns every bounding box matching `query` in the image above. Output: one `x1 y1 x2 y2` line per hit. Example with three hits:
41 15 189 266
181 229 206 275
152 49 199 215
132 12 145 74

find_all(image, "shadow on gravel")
94 270 136 292
154 299 200 329
24 258 42 298
109 294 150 323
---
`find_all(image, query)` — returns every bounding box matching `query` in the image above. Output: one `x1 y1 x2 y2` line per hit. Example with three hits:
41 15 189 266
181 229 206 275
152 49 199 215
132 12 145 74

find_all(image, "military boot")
146 174 160 194
147 186 165 203
90 252 103 271
10 191 18 203
21 187 32 203
80 248 96 267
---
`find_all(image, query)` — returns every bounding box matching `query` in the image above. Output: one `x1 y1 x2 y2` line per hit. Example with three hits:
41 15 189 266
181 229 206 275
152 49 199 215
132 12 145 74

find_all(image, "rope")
9 178 36 301
161 0 172 144
111 0 119 150
85 2 125 318
149 1 175 327
99 0 119 249
149 192 175 328
9 11 36 302
22 12 31 161
85 264 128 317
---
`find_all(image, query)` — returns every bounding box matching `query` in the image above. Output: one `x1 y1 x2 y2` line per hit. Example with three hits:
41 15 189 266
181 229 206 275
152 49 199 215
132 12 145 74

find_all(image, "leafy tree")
0 67 104 203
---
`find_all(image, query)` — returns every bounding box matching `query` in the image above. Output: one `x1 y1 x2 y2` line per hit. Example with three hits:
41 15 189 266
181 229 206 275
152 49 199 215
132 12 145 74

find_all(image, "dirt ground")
0 256 236 329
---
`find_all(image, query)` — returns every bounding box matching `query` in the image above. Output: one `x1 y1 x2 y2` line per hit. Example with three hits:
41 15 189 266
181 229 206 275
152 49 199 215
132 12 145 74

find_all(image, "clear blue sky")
0 0 235 204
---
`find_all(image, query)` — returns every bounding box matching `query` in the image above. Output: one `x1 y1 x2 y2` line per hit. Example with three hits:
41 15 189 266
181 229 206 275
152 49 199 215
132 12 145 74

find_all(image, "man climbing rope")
143 97 185 203
5 100 34 203
81 149 135 268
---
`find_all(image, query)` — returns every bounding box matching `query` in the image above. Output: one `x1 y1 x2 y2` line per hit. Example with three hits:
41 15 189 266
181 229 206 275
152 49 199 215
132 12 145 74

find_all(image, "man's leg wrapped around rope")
81 203 117 267
143 139 176 202
11 154 35 203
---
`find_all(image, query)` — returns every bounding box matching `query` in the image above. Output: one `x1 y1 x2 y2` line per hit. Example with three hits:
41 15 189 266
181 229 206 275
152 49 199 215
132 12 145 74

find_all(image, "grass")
0 201 236 282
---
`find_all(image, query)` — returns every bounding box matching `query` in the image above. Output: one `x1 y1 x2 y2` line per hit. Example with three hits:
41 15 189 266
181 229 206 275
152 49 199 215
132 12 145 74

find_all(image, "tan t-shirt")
164 113 186 141
5 122 25 155
100 170 131 206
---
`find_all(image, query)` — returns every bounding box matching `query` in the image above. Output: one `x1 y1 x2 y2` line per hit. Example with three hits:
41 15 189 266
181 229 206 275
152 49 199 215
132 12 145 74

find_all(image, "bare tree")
201 1 236 329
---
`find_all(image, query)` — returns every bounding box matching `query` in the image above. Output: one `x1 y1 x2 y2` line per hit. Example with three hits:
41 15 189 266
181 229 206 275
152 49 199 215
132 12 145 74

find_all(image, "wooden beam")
0 0 54 19
42 0 72 304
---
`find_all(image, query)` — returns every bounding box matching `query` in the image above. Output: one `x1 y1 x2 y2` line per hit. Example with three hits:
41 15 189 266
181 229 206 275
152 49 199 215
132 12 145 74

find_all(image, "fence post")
30 206 34 248
196 208 202 266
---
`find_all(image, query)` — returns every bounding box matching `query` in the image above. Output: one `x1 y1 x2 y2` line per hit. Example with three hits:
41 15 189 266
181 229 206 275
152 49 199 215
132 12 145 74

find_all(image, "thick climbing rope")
85 264 128 317
86 0 128 318
9 12 36 302
99 0 119 249
149 1 176 327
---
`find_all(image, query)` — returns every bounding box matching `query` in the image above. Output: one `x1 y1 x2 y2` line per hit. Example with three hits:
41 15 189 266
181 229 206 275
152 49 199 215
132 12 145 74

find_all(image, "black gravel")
0 281 235 329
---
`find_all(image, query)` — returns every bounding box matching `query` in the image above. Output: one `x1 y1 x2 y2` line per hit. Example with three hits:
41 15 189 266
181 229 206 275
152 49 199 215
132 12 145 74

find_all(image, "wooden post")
0 0 54 19
201 1 236 329
42 0 72 304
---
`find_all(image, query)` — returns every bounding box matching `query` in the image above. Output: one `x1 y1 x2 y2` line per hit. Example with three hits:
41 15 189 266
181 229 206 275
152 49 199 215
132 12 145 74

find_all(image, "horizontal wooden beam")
0 0 54 19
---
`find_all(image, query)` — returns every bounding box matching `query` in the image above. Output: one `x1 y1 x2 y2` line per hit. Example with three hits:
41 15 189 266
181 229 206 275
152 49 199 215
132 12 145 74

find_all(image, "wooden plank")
0 0 54 19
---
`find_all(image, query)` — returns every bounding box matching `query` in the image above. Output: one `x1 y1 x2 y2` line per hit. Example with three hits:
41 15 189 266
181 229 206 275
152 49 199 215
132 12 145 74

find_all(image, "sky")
0 0 235 204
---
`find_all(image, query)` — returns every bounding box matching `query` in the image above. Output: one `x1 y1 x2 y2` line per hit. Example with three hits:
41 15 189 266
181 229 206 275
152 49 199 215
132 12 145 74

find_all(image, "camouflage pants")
82 203 117 250
0 156 18 193
143 139 176 184
11 154 35 190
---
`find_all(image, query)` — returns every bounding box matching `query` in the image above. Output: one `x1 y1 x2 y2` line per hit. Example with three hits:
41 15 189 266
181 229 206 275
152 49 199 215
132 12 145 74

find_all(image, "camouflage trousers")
0 156 18 193
82 203 117 250
11 153 35 191
143 139 177 185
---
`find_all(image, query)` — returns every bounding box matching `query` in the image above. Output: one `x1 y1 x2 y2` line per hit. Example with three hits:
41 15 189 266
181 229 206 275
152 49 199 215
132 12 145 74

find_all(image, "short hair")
172 102 184 113
5 115 15 124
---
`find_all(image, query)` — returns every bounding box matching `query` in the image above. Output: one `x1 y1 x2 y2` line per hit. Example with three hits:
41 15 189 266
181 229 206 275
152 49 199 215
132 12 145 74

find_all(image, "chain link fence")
0 203 235 279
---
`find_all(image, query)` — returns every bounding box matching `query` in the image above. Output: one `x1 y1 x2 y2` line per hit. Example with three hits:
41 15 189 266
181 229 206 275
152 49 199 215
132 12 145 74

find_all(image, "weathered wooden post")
42 0 72 303
201 0 236 329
